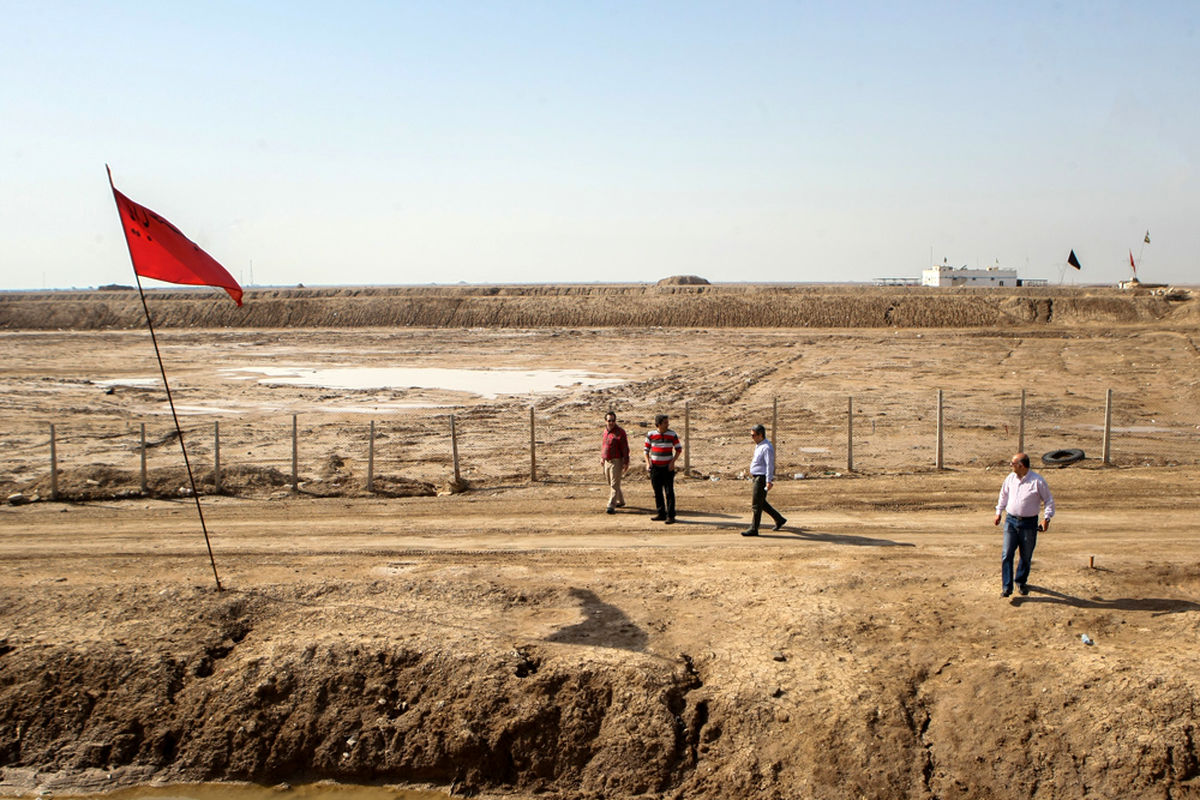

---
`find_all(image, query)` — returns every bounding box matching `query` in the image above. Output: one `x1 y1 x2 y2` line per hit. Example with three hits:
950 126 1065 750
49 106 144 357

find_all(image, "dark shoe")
606 506 615 515
1000 589 1012 598
665 517 676 524
650 513 667 521
1018 583 1029 596
740 529 759 537
773 517 787 531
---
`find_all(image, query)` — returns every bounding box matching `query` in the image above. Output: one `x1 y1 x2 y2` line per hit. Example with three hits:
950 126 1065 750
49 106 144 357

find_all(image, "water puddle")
222 366 622 399
94 366 622 415
1084 424 1197 434
156 405 244 415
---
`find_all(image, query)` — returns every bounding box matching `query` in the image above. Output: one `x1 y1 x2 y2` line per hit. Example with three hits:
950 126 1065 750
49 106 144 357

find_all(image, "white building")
922 264 1019 287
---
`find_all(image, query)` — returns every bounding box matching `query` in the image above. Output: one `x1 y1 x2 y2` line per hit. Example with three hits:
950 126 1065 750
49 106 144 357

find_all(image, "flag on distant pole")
1144 230 1151 244
1067 250 1081 270
1129 250 1137 276
107 167 243 305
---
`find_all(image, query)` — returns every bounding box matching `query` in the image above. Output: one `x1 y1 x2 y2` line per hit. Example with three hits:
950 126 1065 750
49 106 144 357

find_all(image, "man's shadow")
727 526 916 548
676 509 739 520
1014 585 1200 616
544 587 648 652
616 508 738 520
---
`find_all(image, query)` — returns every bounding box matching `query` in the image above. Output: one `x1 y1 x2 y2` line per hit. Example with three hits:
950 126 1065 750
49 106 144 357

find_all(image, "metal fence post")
935 389 944 470
367 419 375 492
291 413 299 492
1102 388 1113 464
771 397 778 446
683 402 690 473
529 406 537 482
213 421 221 494
140 422 148 495
451 414 461 484
49 422 58 501
1018 388 1026 454
847 396 854 472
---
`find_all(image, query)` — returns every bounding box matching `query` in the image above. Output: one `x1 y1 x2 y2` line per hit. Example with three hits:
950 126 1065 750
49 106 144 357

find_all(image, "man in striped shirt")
644 413 682 524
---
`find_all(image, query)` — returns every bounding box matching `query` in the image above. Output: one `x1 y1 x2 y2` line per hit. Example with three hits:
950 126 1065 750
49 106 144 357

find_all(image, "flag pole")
107 166 223 592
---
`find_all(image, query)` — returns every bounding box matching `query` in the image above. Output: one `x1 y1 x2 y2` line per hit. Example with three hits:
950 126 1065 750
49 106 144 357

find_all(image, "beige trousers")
603 459 626 507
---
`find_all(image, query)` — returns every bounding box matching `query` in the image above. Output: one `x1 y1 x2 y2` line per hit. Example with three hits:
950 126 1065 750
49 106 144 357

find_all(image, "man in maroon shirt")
600 411 630 514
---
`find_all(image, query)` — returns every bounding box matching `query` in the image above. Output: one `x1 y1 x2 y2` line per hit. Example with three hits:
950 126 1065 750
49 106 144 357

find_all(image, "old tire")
1042 448 1085 466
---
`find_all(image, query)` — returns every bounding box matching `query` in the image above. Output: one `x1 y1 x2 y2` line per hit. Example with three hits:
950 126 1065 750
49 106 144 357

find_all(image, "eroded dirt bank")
0 588 703 798
0 284 1194 330
2 469 1199 800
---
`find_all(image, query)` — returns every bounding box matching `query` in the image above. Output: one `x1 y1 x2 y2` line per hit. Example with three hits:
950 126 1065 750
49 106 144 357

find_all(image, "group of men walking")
600 412 784 533
602 412 1057 598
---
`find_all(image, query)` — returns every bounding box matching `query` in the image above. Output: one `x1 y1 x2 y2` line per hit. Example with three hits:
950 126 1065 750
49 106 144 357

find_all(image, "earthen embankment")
0 285 1193 329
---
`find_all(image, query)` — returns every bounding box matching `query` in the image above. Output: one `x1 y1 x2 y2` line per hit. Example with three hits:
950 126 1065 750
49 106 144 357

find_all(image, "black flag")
1067 250 1082 270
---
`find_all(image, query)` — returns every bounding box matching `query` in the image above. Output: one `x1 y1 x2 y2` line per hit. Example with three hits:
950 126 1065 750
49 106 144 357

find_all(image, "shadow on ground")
1015 585 1200 615
544 587 649 651
724 527 916 548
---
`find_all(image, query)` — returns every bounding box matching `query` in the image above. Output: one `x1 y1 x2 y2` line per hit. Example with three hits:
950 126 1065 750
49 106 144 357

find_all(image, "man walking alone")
741 424 787 536
644 413 682 524
993 452 1055 597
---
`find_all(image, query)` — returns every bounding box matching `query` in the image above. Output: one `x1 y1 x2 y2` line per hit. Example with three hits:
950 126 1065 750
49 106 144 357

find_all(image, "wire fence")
4 386 1196 503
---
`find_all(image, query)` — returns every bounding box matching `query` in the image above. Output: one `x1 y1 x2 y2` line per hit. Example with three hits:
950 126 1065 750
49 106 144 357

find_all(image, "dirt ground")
2 316 1200 799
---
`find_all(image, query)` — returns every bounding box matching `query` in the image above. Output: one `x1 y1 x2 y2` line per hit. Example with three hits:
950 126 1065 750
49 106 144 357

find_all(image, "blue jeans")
1001 515 1039 591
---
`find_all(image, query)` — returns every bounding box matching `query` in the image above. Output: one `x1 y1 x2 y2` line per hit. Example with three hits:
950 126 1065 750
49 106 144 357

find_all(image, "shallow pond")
224 366 620 398
100 366 622 401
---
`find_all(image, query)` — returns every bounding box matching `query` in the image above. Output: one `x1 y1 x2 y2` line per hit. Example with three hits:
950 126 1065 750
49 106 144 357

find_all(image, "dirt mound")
369 475 439 498
14 464 434 502
1 285 1194 329
656 275 711 286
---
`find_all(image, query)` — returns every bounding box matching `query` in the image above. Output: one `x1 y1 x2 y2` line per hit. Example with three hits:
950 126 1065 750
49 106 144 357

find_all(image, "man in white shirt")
741 424 787 536
993 452 1055 598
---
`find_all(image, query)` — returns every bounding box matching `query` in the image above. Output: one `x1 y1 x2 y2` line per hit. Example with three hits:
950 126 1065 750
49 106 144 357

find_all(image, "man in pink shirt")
993 452 1056 598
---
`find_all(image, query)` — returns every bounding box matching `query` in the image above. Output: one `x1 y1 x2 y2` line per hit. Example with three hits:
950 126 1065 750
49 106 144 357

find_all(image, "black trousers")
751 474 784 530
649 465 676 518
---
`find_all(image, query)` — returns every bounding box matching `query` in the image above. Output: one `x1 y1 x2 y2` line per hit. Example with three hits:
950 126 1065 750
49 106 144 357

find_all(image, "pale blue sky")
2 0 1196 289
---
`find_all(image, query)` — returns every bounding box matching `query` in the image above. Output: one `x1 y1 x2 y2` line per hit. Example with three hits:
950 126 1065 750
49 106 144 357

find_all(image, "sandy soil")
2 318 1200 799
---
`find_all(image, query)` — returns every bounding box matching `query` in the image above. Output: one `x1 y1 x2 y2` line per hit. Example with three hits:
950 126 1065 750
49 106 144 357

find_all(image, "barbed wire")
4 387 1196 497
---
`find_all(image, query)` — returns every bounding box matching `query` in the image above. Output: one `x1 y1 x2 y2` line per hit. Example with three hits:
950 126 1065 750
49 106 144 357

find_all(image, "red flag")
110 176 243 306
1129 249 1137 276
